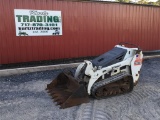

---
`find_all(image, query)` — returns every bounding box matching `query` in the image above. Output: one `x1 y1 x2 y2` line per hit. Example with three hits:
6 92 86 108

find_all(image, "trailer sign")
14 9 62 36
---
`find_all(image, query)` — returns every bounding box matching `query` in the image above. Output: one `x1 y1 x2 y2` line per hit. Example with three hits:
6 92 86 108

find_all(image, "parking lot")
0 58 160 120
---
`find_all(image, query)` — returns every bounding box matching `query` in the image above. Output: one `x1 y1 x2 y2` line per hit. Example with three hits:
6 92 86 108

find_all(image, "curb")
0 55 160 77
143 55 160 60
0 63 81 77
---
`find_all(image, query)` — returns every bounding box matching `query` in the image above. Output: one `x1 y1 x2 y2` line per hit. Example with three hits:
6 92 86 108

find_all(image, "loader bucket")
46 72 89 109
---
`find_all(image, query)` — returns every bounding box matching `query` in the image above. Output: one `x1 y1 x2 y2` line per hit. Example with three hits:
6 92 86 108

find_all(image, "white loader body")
75 45 143 95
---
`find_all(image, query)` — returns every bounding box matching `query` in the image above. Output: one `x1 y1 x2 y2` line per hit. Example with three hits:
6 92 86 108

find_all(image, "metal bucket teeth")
52 95 59 99
46 71 89 109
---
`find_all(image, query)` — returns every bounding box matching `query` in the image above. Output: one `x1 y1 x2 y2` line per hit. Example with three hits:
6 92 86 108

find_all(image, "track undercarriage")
91 72 133 99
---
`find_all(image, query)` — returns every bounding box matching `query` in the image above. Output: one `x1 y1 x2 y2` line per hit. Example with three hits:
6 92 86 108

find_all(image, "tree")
137 0 149 4
116 0 130 2
156 0 160 5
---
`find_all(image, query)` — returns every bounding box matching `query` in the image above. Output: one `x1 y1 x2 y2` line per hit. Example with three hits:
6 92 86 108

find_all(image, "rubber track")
91 72 133 99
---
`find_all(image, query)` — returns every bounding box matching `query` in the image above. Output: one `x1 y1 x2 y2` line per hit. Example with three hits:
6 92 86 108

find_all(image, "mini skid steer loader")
46 43 143 109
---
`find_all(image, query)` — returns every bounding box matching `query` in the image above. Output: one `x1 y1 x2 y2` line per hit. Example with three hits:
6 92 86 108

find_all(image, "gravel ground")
0 58 160 120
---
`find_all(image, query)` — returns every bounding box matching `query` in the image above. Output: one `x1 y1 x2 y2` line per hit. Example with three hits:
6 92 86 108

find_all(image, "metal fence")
0 0 160 64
